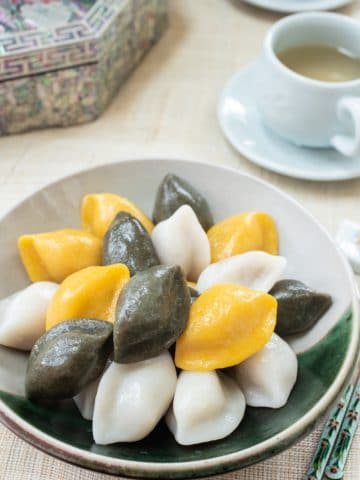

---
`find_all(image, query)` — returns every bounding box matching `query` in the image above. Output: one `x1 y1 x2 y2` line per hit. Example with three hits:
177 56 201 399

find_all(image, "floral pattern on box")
0 1 93 33
0 1 126 80
0 0 168 135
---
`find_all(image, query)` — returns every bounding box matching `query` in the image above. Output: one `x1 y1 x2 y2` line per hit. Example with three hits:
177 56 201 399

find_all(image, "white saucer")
218 64 360 181
241 0 352 13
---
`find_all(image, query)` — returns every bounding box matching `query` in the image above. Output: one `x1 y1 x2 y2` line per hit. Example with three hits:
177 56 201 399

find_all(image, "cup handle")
330 97 360 157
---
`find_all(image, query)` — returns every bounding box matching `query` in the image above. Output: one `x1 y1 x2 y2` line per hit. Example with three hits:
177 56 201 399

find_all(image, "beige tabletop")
0 1 359 479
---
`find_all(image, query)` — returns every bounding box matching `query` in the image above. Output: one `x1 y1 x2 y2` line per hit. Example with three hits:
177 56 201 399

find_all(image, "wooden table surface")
0 1 359 479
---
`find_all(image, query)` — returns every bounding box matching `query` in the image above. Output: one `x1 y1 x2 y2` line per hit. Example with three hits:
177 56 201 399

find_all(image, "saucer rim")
241 0 352 13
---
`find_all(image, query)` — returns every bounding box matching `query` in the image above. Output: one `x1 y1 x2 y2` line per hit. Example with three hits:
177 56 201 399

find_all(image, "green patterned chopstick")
325 375 360 479
303 384 354 480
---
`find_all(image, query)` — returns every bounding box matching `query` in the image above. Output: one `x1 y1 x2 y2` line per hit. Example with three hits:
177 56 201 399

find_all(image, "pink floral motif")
0 7 17 31
0 1 92 32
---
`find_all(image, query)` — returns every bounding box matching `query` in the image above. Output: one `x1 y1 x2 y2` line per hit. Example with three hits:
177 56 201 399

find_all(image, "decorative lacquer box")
0 0 168 135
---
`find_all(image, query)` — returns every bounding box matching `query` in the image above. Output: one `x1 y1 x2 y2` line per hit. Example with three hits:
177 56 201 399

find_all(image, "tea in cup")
277 44 360 83
255 13 360 157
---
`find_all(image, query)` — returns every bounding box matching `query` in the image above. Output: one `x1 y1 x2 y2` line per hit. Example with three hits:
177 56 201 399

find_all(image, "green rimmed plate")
0 159 358 478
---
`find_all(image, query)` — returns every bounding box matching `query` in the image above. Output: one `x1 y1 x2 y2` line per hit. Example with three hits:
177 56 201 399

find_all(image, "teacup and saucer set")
218 12 360 181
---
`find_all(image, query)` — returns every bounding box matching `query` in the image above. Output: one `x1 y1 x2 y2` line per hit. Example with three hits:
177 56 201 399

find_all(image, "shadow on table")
101 3 188 117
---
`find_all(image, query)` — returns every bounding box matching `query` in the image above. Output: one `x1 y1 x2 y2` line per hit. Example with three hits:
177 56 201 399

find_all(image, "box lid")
0 0 132 81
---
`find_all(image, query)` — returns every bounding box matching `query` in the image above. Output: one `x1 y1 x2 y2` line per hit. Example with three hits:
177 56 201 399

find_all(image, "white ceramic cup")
255 12 360 157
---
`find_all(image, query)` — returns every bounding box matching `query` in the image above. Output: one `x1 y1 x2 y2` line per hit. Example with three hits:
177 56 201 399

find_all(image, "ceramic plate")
0 159 358 478
241 0 352 13
218 64 360 181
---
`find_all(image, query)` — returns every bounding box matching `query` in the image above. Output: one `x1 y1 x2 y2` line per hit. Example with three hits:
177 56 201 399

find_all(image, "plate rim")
0 158 359 478
217 65 360 182
240 0 352 13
